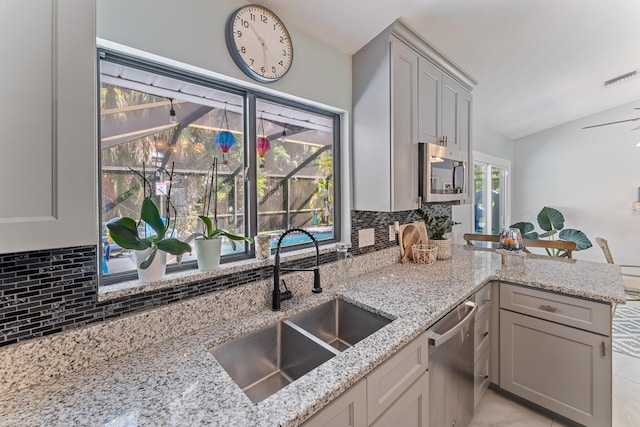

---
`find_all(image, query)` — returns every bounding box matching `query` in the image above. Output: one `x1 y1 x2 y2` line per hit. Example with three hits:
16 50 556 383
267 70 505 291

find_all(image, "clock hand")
249 23 265 47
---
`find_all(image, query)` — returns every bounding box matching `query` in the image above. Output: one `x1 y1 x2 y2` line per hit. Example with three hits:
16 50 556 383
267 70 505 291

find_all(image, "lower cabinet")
303 332 429 427
370 372 428 427
303 380 367 427
500 283 612 427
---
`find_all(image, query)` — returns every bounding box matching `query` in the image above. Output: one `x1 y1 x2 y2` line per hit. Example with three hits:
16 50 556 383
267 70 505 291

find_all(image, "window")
473 152 510 235
99 51 340 282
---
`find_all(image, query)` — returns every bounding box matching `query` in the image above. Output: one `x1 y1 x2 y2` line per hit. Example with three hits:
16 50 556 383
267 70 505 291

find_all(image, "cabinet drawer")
474 309 490 360
366 332 429 423
370 372 428 427
474 347 490 409
303 379 367 427
500 283 611 335
475 284 492 318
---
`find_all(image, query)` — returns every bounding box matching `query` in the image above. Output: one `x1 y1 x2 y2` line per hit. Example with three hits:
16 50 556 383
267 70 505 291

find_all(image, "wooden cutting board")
399 221 428 263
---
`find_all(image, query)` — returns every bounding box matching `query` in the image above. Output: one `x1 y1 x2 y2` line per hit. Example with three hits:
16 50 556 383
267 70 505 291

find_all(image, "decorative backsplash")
0 204 450 348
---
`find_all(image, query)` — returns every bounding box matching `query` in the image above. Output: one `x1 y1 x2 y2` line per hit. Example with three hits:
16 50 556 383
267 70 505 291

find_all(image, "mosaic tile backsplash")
0 204 450 348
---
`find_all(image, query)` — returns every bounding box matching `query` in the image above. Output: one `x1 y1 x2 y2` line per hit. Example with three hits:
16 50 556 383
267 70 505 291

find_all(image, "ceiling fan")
582 108 640 130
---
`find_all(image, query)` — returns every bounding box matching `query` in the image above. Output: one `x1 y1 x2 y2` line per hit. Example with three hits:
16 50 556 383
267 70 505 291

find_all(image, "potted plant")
416 209 460 259
510 206 592 256
107 165 191 283
187 158 252 271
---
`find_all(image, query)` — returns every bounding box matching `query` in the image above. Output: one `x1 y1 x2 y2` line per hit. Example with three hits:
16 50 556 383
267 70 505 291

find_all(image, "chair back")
595 237 615 264
463 233 576 258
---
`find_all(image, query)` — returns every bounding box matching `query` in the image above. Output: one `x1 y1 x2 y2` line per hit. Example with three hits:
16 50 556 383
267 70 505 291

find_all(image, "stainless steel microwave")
419 143 468 203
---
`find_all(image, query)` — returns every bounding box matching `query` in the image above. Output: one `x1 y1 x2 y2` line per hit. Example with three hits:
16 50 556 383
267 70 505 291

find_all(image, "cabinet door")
370 372 428 427
441 75 471 155
417 57 440 144
500 310 612 427
303 380 367 427
390 38 419 211
0 0 97 254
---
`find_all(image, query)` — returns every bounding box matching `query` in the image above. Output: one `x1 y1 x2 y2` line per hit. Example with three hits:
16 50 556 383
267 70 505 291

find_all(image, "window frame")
472 151 511 236
98 49 341 285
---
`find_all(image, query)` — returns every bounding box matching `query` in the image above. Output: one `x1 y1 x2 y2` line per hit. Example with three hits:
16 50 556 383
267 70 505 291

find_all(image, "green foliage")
107 197 191 269
186 215 253 251
415 209 460 240
510 206 592 255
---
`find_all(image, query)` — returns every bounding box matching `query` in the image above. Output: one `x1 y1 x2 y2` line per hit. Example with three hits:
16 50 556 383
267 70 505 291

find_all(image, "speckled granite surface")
0 245 625 426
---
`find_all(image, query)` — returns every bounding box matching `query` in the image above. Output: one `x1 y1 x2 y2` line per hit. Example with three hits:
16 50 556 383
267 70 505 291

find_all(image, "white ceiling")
260 0 640 140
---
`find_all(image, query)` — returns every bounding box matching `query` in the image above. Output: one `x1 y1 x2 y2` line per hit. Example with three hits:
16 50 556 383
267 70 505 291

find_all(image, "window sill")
98 243 345 302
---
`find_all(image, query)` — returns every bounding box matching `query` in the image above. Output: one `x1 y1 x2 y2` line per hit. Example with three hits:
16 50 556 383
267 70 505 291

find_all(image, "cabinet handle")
602 341 606 357
478 373 489 379
538 304 557 313
481 331 489 337
482 299 491 304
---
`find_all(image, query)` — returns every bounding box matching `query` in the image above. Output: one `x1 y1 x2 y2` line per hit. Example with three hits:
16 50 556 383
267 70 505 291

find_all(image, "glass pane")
474 163 488 233
100 62 245 276
255 99 335 248
491 166 507 234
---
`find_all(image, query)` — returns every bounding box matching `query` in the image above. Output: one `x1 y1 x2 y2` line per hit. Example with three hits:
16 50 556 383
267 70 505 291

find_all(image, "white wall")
513 99 640 264
96 0 351 112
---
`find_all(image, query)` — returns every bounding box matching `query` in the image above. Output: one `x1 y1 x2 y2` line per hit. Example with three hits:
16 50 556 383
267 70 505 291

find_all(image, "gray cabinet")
0 0 97 254
473 283 493 408
499 283 612 427
370 372 428 427
353 19 475 212
352 34 419 212
303 380 367 427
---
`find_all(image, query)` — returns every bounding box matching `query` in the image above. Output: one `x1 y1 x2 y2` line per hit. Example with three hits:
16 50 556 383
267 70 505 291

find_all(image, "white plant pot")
134 248 167 283
195 238 222 271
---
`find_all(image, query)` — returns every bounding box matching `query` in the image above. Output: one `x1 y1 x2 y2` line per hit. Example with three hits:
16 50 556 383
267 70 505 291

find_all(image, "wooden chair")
463 233 576 259
595 237 640 296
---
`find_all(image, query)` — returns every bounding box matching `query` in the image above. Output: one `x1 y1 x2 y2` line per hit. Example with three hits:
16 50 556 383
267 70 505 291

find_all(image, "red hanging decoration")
257 114 271 168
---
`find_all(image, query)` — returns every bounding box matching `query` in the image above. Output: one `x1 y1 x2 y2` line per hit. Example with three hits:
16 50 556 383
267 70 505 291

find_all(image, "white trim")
472 151 512 232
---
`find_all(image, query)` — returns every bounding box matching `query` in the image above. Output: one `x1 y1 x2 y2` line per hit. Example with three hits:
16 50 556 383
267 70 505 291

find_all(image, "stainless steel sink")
210 321 336 403
210 298 393 403
287 298 393 351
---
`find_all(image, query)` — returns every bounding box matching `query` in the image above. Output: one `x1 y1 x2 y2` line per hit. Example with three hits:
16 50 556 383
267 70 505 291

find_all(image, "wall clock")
225 4 293 83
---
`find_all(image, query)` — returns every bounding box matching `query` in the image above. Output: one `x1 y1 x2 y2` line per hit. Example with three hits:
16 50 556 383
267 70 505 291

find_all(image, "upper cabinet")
0 0 97 254
353 20 476 212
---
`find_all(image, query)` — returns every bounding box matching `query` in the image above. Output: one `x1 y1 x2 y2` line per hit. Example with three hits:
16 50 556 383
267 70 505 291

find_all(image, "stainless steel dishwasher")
428 298 477 427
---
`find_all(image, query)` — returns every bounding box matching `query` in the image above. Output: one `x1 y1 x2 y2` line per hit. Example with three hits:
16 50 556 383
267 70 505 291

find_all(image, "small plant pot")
195 238 222 271
134 248 167 283
430 238 452 260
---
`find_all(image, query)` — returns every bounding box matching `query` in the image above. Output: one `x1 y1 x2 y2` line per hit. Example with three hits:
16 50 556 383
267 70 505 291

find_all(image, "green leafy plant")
187 158 252 248
107 163 191 269
416 209 460 240
510 206 592 256
107 197 191 269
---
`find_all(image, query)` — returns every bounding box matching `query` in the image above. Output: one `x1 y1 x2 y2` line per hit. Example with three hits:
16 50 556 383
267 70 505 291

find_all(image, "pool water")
269 231 334 247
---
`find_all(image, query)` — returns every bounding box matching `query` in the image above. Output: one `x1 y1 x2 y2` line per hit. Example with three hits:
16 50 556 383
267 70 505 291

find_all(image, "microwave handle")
452 161 466 192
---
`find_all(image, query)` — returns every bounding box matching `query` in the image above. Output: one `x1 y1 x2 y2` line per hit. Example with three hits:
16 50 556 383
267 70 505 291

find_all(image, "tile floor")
470 332 640 426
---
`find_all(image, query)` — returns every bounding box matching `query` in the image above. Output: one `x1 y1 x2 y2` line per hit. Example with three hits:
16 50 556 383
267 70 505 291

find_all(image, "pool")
268 231 334 247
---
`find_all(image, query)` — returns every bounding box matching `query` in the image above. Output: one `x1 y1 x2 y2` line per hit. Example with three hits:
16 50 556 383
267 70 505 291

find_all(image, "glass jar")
255 234 272 260
499 228 523 251
331 244 354 288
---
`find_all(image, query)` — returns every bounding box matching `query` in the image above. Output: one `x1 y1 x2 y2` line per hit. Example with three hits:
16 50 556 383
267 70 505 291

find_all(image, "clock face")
226 5 293 83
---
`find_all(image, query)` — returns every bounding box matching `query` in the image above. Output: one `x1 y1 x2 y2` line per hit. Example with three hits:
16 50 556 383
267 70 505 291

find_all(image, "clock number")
261 15 267 23
249 58 255 65
261 66 266 73
280 36 285 43
271 66 276 73
240 46 246 54
282 49 287 56
236 30 243 38
278 60 284 66
250 13 256 21
241 19 249 28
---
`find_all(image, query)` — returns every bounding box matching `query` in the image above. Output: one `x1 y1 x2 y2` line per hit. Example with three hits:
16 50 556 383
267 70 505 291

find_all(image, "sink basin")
210 321 336 403
287 299 393 351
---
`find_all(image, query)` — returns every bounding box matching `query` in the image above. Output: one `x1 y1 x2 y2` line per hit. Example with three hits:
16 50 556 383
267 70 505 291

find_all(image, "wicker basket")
412 244 438 265
430 238 452 260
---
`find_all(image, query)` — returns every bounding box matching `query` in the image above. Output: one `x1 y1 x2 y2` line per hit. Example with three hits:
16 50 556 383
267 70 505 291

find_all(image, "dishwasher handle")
428 301 477 348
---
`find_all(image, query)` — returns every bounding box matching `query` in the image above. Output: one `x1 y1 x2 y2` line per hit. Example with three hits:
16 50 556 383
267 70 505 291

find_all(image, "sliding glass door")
473 153 510 235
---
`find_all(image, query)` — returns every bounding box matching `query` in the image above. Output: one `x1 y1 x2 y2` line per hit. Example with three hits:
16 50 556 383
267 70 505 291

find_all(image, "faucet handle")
280 280 293 301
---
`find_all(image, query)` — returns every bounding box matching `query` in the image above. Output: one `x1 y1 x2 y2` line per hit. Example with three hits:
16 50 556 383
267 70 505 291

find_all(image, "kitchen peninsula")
0 245 625 426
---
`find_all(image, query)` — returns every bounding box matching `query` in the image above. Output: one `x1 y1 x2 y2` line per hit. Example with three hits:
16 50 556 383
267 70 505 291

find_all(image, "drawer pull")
602 341 606 357
539 304 557 313
482 299 491 304
478 373 489 379
481 331 489 337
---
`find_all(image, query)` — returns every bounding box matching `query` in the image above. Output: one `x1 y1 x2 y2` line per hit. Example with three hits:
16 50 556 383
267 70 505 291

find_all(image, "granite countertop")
0 246 625 427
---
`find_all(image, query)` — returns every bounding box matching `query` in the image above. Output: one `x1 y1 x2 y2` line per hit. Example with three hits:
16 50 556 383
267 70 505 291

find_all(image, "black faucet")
272 228 322 311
